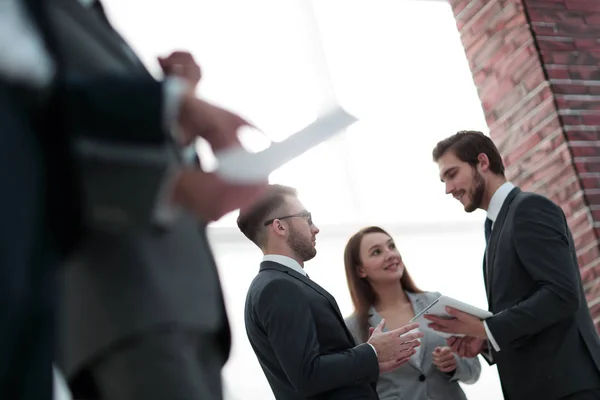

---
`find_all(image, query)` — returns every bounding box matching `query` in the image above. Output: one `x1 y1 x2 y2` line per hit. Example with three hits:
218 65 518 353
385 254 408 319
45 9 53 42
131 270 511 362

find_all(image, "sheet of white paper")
214 106 357 183
411 295 493 339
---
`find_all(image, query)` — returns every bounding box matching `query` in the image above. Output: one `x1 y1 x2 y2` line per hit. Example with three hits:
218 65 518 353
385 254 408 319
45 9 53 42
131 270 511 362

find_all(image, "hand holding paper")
171 169 267 223
214 106 357 183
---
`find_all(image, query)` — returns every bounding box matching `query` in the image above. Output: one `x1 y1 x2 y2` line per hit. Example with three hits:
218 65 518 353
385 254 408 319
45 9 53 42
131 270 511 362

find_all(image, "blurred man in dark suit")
0 0 265 399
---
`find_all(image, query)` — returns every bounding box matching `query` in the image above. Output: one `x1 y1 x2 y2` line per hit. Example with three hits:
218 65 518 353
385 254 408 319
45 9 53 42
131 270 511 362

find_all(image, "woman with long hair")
344 226 480 399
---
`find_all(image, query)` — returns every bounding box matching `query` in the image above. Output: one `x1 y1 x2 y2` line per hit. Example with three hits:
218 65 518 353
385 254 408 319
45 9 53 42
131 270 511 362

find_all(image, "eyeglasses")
264 211 313 227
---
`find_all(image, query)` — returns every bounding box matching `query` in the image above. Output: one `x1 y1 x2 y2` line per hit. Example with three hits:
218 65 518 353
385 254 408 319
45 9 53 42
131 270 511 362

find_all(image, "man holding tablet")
427 131 600 400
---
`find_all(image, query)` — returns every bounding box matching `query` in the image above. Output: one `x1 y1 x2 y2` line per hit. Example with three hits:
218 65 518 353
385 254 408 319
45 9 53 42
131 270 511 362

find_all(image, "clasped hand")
432 346 457 373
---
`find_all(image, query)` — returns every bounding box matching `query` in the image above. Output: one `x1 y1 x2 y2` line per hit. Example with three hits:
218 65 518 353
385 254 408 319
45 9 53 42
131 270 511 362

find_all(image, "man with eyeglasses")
237 184 423 400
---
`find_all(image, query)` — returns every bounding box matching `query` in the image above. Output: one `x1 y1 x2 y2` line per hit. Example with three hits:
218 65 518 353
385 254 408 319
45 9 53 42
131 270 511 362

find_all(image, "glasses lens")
306 213 313 225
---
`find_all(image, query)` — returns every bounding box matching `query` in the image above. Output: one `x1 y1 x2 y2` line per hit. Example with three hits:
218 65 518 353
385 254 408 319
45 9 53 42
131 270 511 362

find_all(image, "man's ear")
273 220 287 236
477 153 490 172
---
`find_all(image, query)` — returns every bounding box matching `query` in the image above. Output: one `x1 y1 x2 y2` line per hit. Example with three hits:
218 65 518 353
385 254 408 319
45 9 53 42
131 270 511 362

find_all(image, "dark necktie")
484 218 493 244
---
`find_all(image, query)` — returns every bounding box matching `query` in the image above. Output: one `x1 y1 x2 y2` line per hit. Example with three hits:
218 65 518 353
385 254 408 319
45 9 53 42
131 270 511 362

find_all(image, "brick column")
449 0 600 328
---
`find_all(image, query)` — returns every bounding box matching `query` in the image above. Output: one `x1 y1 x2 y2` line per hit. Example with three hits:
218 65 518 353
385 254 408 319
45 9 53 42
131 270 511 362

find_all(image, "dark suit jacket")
1 1 168 397
483 187 600 400
22 0 170 256
245 261 379 400
38 1 231 397
0 81 53 400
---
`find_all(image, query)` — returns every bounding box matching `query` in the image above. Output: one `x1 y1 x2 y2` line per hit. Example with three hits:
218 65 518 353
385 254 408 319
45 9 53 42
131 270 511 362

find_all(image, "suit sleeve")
60 74 191 228
61 74 166 144
484 195 580 349
257 279 379 397
479 341 495 365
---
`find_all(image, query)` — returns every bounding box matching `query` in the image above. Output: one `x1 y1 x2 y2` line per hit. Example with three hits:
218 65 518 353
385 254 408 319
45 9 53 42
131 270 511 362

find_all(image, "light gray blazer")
345 291 481 400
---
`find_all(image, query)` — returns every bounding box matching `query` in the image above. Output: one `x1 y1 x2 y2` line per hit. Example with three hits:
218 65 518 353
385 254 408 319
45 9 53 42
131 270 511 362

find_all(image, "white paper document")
411 295 493 338
214 106 357 183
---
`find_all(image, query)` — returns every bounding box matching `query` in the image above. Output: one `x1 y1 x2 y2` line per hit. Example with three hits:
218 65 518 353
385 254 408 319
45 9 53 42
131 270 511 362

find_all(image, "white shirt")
487 181 515 225
263 254 307 276
262 254 379 357
482 181 515 352
0 0 189 225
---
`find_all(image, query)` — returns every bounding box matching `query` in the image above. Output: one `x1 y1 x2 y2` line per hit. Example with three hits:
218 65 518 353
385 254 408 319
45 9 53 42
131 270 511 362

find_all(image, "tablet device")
411 295 493 338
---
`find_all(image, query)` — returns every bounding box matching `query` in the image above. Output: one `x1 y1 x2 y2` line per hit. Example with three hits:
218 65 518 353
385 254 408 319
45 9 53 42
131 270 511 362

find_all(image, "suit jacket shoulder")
510 190 562 215
247 269 301 308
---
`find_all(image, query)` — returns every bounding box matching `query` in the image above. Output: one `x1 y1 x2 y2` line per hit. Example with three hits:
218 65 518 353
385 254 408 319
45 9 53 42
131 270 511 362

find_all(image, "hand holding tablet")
411 295 492 338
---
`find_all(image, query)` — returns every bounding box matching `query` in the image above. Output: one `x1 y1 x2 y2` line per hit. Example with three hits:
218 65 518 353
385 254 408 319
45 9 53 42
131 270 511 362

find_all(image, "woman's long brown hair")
344 226 423 342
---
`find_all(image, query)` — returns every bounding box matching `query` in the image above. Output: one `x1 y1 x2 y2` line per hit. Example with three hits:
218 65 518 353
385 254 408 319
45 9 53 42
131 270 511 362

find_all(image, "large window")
105 0 489 228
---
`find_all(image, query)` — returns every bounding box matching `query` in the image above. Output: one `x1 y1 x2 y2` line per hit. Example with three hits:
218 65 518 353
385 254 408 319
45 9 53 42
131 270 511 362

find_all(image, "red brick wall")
449 0 600 328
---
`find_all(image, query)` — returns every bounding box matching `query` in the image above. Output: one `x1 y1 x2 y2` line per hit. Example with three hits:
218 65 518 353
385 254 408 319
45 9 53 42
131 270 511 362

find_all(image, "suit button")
419 374 426 382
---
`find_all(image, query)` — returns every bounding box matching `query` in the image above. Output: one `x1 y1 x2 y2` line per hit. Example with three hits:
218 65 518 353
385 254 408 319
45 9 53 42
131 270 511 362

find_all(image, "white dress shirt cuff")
483 320 501 352
152 77 196 225
162 76 191 143
152 144 199 226
367 343 377 357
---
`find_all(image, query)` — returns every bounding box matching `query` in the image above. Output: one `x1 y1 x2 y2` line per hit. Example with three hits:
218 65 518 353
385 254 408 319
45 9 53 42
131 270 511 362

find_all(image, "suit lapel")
260 261 356 345
482 253 489 300
85 1 147 70
408 292 429 370
51 0 147 72
485 187 520 301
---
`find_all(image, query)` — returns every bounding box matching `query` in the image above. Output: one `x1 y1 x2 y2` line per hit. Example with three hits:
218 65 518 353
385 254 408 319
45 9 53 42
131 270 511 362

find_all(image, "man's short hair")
432 130 505 176
237 184 298 247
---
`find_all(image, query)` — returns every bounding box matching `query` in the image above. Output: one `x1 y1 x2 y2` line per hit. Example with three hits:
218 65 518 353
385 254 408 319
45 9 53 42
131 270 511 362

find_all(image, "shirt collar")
487 181 515 222
263 254 306 276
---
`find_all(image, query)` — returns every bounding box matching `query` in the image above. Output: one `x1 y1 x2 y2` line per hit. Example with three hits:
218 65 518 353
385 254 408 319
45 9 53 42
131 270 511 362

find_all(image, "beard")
465 170 486 213
287 225 317 262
